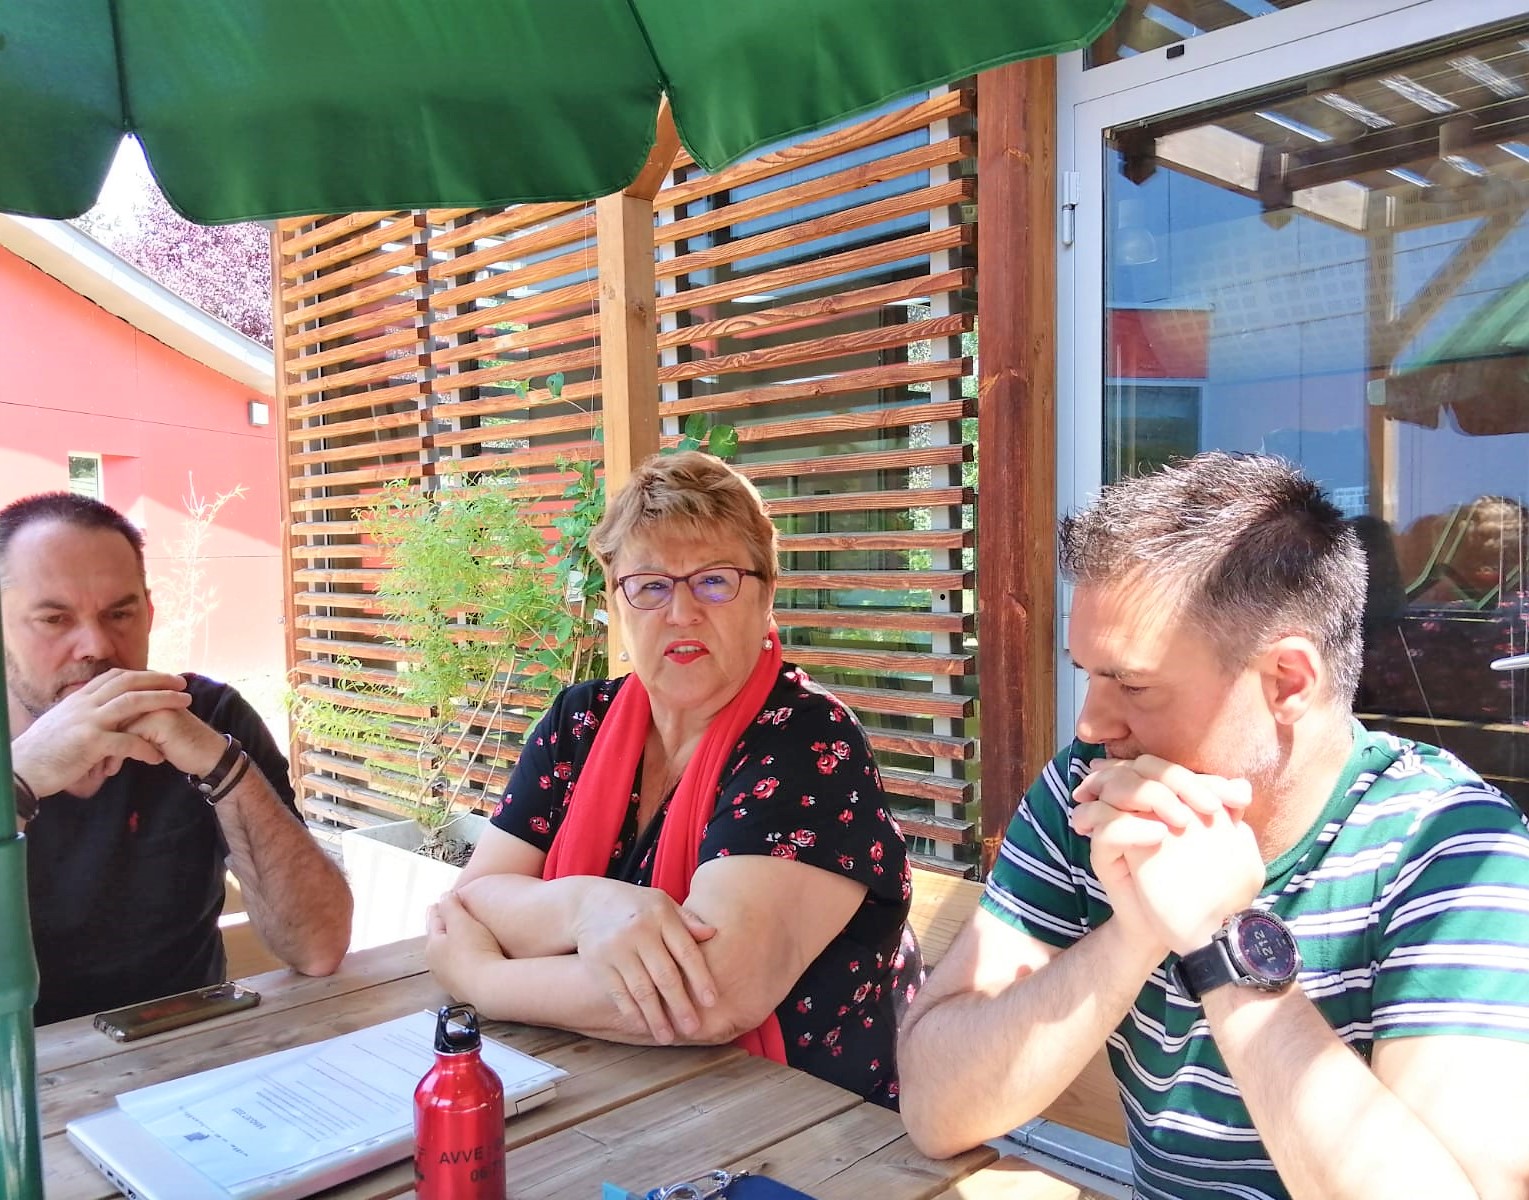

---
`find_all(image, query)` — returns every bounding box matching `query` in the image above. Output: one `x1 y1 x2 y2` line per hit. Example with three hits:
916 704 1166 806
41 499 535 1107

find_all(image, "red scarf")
542 630 786 1063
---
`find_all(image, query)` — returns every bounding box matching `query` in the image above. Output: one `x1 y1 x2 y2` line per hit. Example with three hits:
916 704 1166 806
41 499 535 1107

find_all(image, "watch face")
1231 911 1300 985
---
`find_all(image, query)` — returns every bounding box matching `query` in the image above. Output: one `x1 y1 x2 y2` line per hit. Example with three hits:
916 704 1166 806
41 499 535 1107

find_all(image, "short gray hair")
1058 452 1365 703
591 451 778 583
0 492 146 586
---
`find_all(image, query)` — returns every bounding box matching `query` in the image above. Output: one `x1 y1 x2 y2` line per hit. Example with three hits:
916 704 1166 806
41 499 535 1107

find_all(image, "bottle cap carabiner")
646 1168 749 1199
432 1002 482 1053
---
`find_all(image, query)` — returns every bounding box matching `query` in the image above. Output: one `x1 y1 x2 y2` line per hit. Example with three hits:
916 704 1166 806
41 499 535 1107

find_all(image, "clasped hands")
1068 755 1265 958
429 876 721 1045
13 669 223 799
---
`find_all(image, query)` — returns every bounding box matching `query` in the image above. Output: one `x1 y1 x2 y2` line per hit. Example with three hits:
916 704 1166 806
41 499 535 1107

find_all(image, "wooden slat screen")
652 88 978 870
279 211 432 828
280 204 603 830
278 89 980 871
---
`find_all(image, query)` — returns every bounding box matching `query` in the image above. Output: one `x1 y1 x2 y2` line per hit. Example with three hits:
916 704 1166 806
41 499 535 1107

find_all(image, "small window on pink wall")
67 453 102 500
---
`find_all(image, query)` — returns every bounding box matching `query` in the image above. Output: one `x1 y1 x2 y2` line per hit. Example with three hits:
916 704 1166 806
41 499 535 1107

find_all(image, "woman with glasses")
427 451 919 1106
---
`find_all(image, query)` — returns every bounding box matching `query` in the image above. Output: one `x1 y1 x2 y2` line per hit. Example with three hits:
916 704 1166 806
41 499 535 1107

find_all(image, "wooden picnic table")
38 936 997 1199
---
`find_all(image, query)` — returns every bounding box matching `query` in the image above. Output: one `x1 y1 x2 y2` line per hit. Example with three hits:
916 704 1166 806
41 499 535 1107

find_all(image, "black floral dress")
491 663 922 1106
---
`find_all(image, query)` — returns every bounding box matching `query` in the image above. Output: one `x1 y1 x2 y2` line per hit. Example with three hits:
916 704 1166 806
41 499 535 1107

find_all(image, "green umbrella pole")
0 625 42 1197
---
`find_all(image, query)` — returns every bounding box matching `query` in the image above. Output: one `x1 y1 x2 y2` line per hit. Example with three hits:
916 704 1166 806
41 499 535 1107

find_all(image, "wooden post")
596 101 680 667
975 60 1058 873
596 194 661 485
270 224 304 783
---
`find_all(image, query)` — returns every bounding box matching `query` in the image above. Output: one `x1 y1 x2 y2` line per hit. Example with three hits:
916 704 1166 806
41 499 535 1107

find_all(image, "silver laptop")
67 1012 564 1200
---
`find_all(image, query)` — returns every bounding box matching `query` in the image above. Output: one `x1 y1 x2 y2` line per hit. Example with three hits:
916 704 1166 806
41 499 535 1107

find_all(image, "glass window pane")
1102 22 1529 809
67 454 102 500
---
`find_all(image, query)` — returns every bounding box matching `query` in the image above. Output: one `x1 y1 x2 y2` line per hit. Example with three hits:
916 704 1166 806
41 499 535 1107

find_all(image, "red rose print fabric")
491 663 922 1107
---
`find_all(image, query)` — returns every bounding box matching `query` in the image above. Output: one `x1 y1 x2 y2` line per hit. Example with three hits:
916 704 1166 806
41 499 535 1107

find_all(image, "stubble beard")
4 648 115 720
1236 726 1293 822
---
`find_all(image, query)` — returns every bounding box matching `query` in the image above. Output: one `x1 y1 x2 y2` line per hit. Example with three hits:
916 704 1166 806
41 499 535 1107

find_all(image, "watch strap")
1172 934 1239 1001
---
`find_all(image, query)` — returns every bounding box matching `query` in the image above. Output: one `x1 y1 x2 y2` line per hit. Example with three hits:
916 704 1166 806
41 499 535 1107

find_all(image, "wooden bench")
908 866 1128 1156
908 866 988 968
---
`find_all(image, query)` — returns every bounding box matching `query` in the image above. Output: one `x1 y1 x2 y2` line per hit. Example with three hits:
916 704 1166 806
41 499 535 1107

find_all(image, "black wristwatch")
1169 909 1301 1002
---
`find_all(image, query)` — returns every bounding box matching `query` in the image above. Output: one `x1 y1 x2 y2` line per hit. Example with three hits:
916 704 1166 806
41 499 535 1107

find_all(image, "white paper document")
69 1010 565 1200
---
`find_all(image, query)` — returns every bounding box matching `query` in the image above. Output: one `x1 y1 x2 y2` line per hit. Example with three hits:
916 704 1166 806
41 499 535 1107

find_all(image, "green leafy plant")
292 479 589 860
678 411 738 459
549 454 610 684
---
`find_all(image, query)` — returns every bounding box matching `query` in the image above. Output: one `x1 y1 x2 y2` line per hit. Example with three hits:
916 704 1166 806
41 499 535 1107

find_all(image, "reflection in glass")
1086 0 1315 69
1102 23 1529 809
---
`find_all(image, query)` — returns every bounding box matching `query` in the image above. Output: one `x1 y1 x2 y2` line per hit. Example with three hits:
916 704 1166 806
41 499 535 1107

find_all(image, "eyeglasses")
615 566 765 610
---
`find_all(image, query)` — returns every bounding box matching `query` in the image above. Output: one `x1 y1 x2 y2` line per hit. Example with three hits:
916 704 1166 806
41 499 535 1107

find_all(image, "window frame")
1054 0 1529 742
67 452 103 501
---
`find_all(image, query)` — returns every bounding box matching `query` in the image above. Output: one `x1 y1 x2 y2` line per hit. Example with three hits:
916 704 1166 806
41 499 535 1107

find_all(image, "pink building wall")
0 246 282 684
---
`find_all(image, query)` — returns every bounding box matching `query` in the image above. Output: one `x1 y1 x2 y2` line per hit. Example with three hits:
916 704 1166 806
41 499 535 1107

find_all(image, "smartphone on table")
92 981 261 1042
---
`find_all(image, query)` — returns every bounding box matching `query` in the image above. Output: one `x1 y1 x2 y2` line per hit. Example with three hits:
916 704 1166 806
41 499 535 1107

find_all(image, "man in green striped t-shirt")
899 454 1529 1199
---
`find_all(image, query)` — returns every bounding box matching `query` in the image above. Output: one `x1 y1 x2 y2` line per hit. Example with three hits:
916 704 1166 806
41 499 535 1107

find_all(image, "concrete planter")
340 812 489 951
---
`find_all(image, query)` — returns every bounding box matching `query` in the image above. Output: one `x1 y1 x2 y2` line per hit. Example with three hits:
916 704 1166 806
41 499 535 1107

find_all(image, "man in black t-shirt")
1 493 352 1024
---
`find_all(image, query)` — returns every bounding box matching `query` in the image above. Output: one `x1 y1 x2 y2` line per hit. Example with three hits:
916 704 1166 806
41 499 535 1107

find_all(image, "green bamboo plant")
293 479 597 860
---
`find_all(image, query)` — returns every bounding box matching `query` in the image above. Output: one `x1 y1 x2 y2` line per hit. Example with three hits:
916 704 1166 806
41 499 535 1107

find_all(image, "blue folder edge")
603 1175 819 1200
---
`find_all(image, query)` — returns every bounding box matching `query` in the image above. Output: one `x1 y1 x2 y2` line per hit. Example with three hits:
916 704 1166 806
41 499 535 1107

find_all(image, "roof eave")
0 214 275 397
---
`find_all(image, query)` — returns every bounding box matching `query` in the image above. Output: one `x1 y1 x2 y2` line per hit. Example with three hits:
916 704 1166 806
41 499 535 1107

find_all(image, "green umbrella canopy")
0 0 1123 224
1384 277 1529 436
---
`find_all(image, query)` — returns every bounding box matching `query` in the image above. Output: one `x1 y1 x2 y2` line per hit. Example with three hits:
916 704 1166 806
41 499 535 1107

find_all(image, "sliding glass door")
1060 0 1529 807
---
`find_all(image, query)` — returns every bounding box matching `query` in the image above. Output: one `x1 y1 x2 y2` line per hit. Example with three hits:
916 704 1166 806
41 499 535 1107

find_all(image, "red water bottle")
414 1003 506 1199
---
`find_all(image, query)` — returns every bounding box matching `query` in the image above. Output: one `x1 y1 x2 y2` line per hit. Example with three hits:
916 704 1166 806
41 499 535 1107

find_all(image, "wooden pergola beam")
1383 206 1521 363
597 99 680 491
596 99 681 663
596 195 661 483
627 99 681 204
